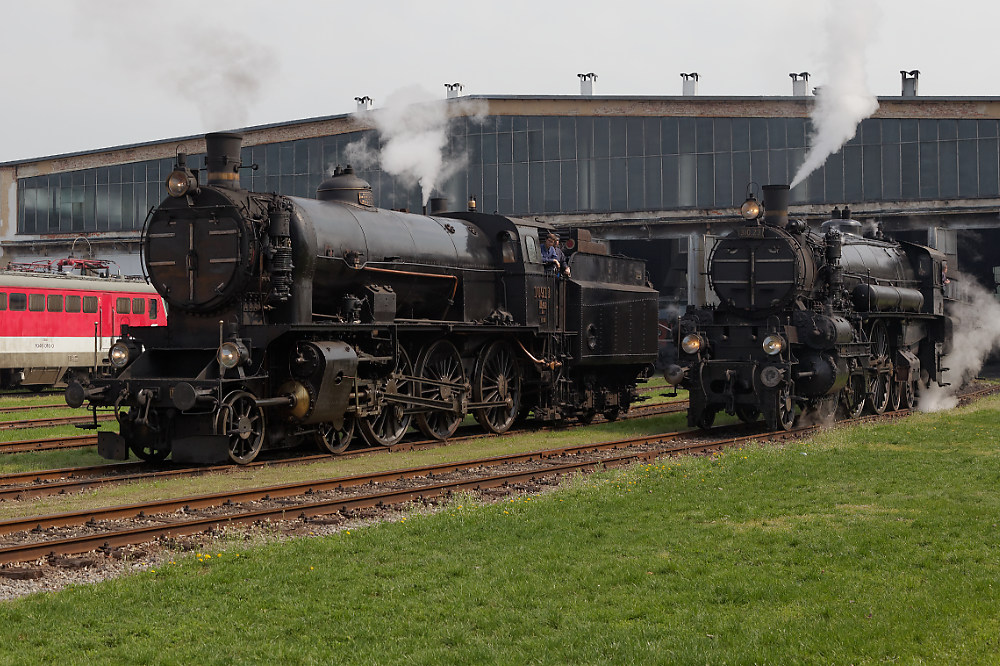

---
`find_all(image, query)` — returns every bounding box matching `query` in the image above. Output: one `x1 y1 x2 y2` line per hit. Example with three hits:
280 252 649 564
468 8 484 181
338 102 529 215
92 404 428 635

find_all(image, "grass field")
1 394 999 663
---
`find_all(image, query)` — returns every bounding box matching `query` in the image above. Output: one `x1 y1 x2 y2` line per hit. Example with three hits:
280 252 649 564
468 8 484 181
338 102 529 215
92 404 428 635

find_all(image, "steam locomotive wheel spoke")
900 380 916 409
315 415 355 455
473 341 522 434
359 349 413 448
841 374 866 419
776 387 795 431
217 390 266 465
891 379 903 412
416 340 467 440
868 373 891 414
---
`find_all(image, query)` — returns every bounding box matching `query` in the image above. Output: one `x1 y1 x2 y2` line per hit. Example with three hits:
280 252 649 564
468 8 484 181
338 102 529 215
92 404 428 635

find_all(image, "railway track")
0 385 995 567
0 403 67 414
0 400 690 499
0 414 113 430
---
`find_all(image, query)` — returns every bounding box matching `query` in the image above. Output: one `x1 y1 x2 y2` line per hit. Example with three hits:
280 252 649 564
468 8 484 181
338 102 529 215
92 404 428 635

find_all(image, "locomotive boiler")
664 184 952 431
67 132 658 464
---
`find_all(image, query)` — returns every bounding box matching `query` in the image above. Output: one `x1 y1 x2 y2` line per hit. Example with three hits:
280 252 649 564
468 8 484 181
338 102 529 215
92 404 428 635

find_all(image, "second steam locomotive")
67 133 658 464
664 185 953 431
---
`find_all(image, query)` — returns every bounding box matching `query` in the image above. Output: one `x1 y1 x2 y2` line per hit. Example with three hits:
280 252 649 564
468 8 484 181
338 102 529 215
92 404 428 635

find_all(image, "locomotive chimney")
205 132 243 190
762 184 790 228
429 197 449 214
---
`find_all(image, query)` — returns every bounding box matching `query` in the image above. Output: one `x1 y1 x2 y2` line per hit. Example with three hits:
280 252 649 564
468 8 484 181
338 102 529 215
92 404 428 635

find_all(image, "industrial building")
3 72 1000 311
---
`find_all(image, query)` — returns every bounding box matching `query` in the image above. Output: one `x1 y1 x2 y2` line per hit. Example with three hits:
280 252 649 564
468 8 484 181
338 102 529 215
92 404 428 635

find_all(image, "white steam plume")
790 0 880 188
350 87 488 206
918 276 1000 412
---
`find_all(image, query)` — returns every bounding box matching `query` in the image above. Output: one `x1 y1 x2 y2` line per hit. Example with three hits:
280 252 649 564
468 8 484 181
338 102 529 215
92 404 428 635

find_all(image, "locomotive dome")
820 206 863 235
317 166 375 208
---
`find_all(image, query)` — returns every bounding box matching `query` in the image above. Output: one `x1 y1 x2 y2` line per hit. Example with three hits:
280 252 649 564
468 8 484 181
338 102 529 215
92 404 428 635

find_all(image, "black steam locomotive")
664 185 952 431
67 133 658 464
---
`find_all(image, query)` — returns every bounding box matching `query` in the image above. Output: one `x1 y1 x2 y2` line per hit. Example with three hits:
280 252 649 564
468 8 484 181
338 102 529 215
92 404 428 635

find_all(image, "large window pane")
939 141 958 198
882 144 901 199
644 155 662 209
610 158 627 209
862 145 882 200
901 143 919 198
919 142 939 198
979 138 999 197
626 157 644 209
958 140 978 197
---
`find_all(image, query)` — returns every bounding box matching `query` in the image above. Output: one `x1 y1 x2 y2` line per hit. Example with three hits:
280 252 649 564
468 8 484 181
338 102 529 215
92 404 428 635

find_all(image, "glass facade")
16 115 1000 234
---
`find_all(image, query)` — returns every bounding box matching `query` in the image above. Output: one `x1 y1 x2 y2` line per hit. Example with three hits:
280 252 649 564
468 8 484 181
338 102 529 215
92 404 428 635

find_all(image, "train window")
523 233 541 263
0 293 6 311
132 298 145 315
28 294 44 311
149 298 158 320
66 295 81 313
9 293 26 311
116 297 130 314
83 296 98 313
47 295 63 312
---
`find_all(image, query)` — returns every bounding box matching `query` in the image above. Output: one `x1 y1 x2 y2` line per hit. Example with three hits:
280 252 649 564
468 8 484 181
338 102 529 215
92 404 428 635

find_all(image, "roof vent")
445 83 463 99
355 96 373 112
680 72 699 96
578 72 597 96
789 72 810 96
901 70 920 96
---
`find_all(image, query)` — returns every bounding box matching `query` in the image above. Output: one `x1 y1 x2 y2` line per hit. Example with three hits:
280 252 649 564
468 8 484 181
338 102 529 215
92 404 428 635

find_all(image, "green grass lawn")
1 397 999 663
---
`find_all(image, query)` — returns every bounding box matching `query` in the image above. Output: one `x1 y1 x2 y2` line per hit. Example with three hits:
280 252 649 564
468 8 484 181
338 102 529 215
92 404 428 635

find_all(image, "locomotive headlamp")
109 339 140 369
681 334 704 355
741 196 762 221
218 341 249 369
166 152 199 197
762 334 785 355
166 169 198 198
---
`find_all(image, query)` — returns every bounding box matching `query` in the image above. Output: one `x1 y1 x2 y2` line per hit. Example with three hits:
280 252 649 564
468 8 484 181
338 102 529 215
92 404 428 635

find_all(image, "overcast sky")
1 0 996 163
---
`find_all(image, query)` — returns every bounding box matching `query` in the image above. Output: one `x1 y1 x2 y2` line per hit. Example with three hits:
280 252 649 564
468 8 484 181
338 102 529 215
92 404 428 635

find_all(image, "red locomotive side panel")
0 271 164 388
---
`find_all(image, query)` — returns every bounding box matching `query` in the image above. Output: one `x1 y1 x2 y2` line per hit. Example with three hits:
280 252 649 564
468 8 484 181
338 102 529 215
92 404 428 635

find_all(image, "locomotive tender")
664 184 952 431
67 133 658 464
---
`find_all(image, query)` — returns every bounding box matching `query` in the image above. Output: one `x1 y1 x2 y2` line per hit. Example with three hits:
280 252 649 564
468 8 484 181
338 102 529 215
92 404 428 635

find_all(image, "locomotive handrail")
360 265 459 302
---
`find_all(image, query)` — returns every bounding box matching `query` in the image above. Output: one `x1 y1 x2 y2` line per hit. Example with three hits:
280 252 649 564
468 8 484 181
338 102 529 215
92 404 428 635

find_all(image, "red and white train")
0 259 165 389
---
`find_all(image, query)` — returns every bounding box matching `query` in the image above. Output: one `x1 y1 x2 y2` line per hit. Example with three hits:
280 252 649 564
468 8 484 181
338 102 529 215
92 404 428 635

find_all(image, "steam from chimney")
346 86 487 206
918 277 1000 412
74 1 277 132
790 0 880 189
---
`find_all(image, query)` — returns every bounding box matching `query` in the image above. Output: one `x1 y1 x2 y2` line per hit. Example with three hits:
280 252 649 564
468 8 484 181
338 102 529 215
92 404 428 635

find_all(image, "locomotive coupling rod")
254 394 296 408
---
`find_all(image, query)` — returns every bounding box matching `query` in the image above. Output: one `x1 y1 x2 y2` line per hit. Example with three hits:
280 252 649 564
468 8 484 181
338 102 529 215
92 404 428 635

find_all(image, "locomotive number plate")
738 226 765 238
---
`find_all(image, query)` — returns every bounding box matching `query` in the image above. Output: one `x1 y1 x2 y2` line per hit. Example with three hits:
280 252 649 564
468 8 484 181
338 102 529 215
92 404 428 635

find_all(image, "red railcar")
0 259 165 389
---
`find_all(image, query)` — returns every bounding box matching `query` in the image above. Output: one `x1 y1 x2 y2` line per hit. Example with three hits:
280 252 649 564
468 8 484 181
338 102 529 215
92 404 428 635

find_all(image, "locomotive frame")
67 133 658 464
